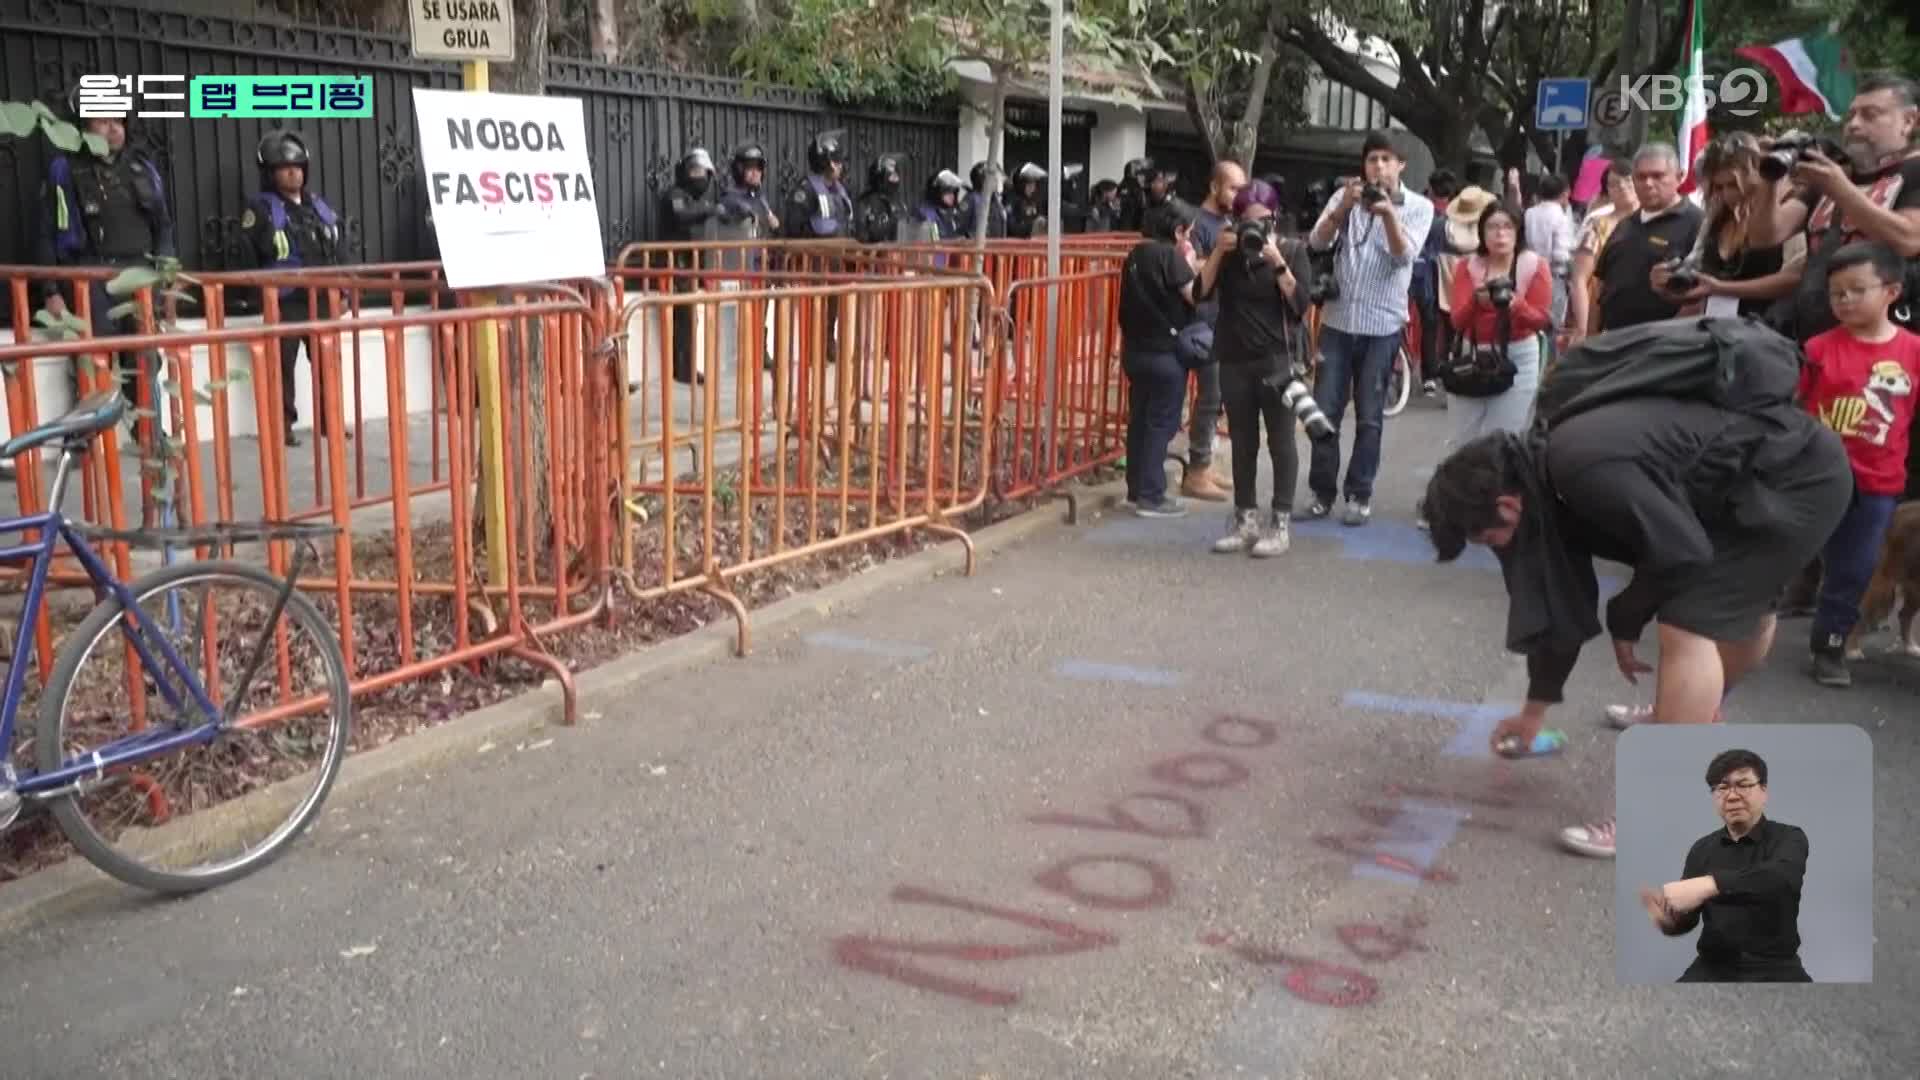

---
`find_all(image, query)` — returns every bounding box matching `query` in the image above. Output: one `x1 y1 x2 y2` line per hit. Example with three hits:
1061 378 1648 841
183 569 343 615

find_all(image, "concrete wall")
1088 103 1147 186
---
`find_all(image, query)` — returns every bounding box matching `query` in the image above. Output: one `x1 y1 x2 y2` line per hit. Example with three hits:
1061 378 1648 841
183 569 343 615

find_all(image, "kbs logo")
1592 68 1770 126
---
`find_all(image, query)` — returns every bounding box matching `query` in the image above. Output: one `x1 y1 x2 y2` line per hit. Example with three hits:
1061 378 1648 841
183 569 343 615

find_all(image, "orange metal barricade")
0 275 617 727
612 273 996 655
990 271 1126 511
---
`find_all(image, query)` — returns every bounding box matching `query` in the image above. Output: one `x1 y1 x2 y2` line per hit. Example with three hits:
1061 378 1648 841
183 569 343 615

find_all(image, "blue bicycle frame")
0 444 225 801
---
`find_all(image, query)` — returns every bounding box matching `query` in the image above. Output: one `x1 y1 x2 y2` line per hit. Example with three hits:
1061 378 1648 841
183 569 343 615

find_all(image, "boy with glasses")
1797 242 1920 687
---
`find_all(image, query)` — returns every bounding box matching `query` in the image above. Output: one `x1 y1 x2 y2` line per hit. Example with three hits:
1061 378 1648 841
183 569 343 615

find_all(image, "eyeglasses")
1711 779 1762 796
1829 287 1887 304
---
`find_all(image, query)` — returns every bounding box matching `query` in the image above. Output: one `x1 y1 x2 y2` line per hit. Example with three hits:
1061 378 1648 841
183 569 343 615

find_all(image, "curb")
0 483 1118 932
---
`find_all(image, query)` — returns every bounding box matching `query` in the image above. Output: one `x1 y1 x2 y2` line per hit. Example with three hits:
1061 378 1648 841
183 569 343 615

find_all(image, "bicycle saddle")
0 391 128 459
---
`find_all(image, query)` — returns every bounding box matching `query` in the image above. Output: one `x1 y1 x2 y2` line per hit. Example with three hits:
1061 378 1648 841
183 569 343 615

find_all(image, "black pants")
76 280 142 411
1219 362 1298 512
1418 299 1449 384
1121 346 1184 505
1678 955 1811 982
277 290 316 431
670 273 698 385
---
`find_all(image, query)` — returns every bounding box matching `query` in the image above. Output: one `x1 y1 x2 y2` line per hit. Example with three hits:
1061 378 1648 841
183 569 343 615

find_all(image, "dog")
1846 501 1920 661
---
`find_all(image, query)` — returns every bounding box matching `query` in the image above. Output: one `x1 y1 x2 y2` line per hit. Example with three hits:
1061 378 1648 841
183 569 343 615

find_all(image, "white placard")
412 88 603 290
409 0 515 62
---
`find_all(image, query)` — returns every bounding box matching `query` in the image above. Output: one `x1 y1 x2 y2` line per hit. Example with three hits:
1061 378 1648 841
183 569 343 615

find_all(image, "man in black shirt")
1421 345 1851 858
1639 748 1811 982
1593 142 1704 331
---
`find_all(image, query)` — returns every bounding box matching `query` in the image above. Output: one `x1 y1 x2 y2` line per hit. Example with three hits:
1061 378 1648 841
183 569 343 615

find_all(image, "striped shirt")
1312 188 1433 337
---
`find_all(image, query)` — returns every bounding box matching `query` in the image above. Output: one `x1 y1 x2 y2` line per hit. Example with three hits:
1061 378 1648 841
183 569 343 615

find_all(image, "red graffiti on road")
832 713 1504 1009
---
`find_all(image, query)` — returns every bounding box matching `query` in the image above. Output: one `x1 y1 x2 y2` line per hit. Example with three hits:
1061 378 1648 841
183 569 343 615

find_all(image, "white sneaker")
1559 817 1616 858
1250 511 1290 558
1604 704 1724 728
1212 509 1260 553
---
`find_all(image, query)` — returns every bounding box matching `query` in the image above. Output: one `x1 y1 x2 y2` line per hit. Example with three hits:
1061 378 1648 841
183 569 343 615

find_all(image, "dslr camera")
1758 132 1847 182
1261 364 1337 443
1661 256 1700 293
1484 276 1516 308
1235 217 1274 271
1360 182 1388 207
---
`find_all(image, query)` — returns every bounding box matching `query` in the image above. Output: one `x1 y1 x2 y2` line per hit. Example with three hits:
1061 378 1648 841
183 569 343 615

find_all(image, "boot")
1211 509 1260 553
1251 510 1291 558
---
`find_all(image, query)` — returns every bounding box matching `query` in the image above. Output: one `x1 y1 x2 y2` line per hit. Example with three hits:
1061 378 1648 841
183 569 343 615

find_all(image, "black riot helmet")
731 143 767 185
970 161 1002 192
925 169 964 203
868 153 904 194
807 130 848 174
1121 157 1153 187
257 129 311 187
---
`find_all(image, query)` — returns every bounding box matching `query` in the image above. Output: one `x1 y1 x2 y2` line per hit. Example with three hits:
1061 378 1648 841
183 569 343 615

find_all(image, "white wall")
1089 103 1147 185
956 81 998 171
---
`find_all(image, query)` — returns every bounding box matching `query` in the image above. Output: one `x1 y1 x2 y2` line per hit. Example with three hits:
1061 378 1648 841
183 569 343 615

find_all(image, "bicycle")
1302 305 1418 418
0 392 351 894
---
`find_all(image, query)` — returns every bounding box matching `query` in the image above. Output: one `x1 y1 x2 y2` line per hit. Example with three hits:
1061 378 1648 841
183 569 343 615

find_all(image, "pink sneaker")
1559 817 1616 858
1603 704 1724 729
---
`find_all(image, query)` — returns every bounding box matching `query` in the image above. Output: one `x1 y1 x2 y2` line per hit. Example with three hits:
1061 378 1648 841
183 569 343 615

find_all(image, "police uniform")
915 171 966 242
854 154 909 244
658 148 720 385
35 124 176 409
718 144 778 237
962 161 1007 239
242 130 343 444
1005 162 1048 239
783 132 854 241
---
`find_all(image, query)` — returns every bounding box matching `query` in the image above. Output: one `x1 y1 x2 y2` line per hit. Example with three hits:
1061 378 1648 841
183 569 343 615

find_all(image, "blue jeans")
1123 346 1185 505
1811 488 1900 648
1308 325 1399 504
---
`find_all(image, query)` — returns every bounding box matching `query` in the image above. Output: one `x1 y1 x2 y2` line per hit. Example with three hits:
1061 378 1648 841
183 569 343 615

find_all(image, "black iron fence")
0 0 958 284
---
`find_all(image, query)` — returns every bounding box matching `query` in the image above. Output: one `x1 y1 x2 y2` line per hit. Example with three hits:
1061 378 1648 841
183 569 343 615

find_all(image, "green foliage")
725 0 956 109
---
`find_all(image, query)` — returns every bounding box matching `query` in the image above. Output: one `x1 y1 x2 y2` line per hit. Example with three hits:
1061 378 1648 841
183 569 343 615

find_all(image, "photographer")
1119 202 1204 517
1195 180 1328 557
1303 131 1435 527
1445 200 1553 444
1650 133 1793 319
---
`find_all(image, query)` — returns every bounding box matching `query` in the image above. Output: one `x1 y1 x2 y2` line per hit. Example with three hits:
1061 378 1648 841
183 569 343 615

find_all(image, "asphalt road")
1 401 1915 1080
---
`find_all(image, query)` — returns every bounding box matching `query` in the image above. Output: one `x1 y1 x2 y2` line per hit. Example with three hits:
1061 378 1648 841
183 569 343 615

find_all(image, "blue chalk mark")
1342 692 1513 759
1352 799 1469 884
803 631 933 661
1054 659 1185 687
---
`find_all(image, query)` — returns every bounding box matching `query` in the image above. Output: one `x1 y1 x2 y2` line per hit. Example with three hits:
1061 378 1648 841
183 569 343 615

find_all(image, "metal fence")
0 0 959 310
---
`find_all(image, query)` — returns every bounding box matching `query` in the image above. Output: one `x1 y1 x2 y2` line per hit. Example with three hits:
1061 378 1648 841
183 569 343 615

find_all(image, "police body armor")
787 173 853 239
253 191 341 271
47 152 167 263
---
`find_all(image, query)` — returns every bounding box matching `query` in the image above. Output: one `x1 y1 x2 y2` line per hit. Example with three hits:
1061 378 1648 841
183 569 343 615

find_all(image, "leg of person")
1482 338 1542 437
1123 350 1149 506
279 290 312 445
1133 351 1187 517
1251 381 1298 558
1184 361 1229 500
1417 300 1444 392
670 279 697 385
1809 490 1901 687
1212 363 1262 552
1304 327 1355 518
1339 330 1399 526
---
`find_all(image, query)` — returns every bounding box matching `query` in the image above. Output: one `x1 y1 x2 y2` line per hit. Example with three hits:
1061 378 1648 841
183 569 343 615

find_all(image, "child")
1798 241 1920 687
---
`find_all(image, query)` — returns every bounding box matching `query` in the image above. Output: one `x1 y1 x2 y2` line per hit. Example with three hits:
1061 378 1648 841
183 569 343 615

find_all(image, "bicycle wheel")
37 559 351 894
1383 347 1413 418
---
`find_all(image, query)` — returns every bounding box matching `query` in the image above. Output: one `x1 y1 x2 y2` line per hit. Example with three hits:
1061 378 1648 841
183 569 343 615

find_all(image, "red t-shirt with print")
1798 326 1920 495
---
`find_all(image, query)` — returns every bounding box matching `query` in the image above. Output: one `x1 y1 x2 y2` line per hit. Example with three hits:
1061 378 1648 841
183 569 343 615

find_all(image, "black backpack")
1532 315 1803 432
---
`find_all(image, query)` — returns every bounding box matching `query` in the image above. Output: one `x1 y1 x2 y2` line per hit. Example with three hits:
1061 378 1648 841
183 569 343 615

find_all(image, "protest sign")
411 88 603 289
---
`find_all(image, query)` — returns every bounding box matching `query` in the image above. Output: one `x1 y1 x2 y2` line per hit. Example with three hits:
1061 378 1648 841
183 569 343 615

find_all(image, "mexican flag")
1676 0 1708 196
1735 31 1857 120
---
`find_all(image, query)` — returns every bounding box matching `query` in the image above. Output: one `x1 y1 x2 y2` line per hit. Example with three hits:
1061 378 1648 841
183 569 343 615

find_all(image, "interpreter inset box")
1614 723 1872 985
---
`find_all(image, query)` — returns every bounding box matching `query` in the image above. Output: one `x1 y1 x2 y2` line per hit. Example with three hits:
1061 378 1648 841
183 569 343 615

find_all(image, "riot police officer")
782 130 853 241
1117 156 1151 232
915 170 966 241
1088 179 1123 232
661 147 721 384
718 143 778 236
242 129 344 445
1005 162 1047 238
35 88 176 415
963 161 1007 239
854 152 910 244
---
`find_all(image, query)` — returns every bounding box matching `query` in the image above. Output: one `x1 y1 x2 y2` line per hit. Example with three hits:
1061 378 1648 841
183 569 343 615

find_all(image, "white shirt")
1524 200 1575 274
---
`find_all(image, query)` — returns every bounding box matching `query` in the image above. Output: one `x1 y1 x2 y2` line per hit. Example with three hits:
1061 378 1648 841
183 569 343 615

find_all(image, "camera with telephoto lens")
1484 276 1516 308
1758 132 1847 182
1262 365 1337 442
1235 218 1274 271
